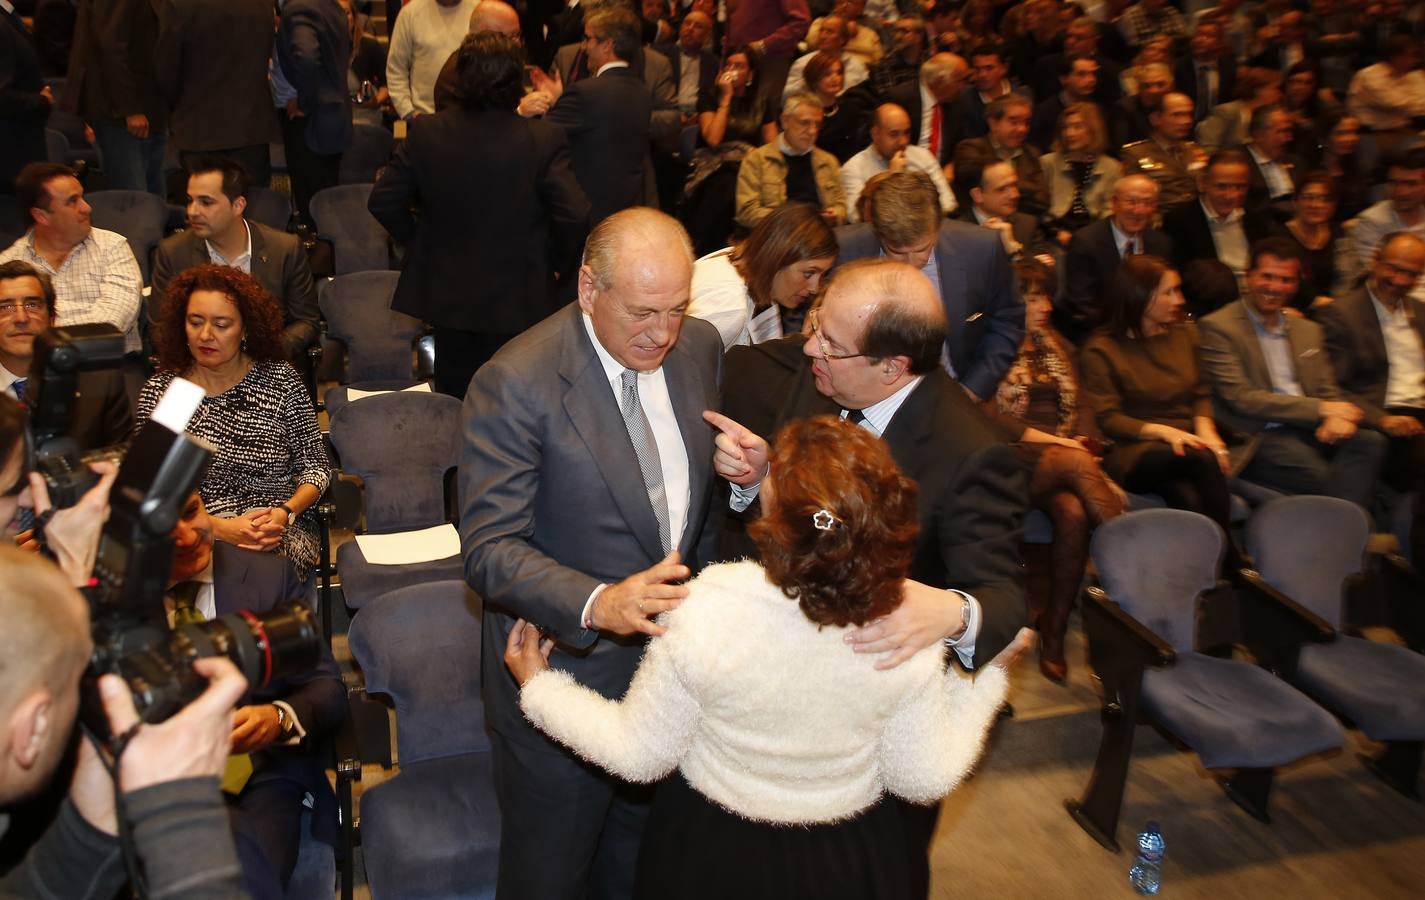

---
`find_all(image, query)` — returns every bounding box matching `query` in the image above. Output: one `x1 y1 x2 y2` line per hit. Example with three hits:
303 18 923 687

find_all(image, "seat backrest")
348 581 489 764
85 189 170 283
338 122 394 185
309 183 389 274
44 128 69 164
328 391 462 532
1091 509 1223 652
245 187 293 232
1247 495 1369 626
318 271 423 382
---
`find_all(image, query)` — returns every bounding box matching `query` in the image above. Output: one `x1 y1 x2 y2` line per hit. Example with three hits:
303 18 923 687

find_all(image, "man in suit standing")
0 0 51 241
371 32 590 398
1175 18 1235 123
1198 237 1386 510
460 208 722 900
1318 232 1425 561
275 0 352 226
153 157 320 362
166 492 346 900
882 52 972 184
713 258 1026 897
0 260 130 447
835 171 1022 400
155 0 280 187
544 7 654 225
1057 174 1172 343
63 0 166 195
1163 149 1275 294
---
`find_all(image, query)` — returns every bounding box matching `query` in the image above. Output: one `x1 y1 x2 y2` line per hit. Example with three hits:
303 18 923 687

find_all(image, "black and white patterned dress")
136 361 331 579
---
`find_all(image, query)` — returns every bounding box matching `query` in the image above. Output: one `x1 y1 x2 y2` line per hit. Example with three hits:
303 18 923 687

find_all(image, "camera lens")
172 602 321 690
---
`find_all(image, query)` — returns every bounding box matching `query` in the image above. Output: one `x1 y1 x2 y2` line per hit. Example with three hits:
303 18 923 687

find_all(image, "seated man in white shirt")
782 15 870 99
1340 148 1425 297
841 103 955 222
1347 34 1425 136
0 163 142 356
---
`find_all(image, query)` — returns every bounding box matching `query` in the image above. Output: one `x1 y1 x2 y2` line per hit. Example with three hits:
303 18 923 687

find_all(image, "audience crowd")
3 0 1425 896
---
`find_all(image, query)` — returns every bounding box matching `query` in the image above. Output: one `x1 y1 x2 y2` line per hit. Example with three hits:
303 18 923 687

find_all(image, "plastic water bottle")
1129 821 1165 895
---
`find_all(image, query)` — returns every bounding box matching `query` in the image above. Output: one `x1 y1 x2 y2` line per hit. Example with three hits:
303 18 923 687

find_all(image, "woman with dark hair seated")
681 47 779 256
1310 109 1371 223
1281 171 1343 312
990 260 1125 683
504 416 1029 900
688 202 837 347
135 265 330 579
1079 255 1240 560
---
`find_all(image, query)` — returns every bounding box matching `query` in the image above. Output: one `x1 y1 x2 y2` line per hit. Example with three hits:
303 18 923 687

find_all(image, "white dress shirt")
1370 289 1425 410
205 221 254 272
0 363 22 399
841 144 956 222
1247 143 1293 199
578 313 691 628
1202 198 1249 285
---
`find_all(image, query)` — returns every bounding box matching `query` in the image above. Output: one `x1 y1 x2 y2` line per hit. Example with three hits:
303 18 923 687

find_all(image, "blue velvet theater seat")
348 581 501 899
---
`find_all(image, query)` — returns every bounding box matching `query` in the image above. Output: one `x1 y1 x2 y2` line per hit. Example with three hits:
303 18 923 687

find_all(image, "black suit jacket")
1242 147 1305 222
151 220 320 356
0 6 49 192
71 369 132 450
1173 55 1236 119
1057 217 1174 343
653 40 716 109
275 0 353 155
718 338 1028 667
211 542 346 841
1316 286 1425 426
1161 199 1276 271
544 66 652 225
62 0 166 126
369 107 590 334
154 0 279 152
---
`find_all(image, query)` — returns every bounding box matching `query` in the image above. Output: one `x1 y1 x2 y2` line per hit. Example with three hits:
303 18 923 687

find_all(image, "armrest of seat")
330 692 363 900
1081 586 1175 703
1234 568 1336 680
1378 553 1425 651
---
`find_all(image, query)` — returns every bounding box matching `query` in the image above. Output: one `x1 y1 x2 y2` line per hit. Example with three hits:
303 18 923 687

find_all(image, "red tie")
929 103 942 159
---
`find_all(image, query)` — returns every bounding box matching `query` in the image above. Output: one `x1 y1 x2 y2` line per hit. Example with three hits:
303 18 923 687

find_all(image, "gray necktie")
620 369 672 553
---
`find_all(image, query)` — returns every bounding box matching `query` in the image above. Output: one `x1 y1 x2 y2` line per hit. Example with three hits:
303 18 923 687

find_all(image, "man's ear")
882 354 911 382
232 195 248 220
969 186 984 209
8 689 54 771
576 266 598 314
29 206 50 228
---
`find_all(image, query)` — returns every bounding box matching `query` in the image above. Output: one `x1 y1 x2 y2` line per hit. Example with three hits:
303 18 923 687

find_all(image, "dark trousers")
1240 425 1389 511
180 145 271 189
228 767 308 900
280 111 342 225
490 728 653 900
432 327 518 399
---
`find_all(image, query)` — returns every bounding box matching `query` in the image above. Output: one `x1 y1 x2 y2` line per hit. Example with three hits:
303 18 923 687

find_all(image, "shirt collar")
596 61 630 76
205 220 253 267
1368 285 1408 322
854 375 924 435
0 1 15 15
1109 218 1138 251
778 134 812 157
1241 297 1287 336
1246 142 1275 167
1201 197 1243 225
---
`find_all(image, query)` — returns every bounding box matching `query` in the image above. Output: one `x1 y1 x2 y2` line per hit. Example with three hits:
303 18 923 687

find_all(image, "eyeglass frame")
0 298 46 318
806 306 870 362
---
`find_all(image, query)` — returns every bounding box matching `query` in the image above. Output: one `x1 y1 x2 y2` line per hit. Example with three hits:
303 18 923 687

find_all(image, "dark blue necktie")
11 378 26 403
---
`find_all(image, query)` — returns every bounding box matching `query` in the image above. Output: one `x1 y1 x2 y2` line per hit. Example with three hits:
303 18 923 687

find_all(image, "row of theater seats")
1069 498 1425 851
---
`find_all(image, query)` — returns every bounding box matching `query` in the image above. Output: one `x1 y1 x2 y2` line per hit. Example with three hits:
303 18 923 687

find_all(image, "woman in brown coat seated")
1079 255 1240 564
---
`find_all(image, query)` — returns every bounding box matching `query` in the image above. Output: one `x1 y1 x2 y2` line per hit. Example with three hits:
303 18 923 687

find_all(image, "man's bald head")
470 0 521 36
870 103 912 159
825 259 946 373
921 53 968 102
0 545 91 804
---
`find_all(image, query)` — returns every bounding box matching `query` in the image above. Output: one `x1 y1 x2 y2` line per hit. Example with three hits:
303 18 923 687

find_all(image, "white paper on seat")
343 382 433 402
354 523 460 565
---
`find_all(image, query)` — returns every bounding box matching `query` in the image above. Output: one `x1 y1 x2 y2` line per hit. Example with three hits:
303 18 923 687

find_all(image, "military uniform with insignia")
1122 139 1207 214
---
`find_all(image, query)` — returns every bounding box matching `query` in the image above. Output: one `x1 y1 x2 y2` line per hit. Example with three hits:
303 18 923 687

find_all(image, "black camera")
25 323 127 508
23 324 323 737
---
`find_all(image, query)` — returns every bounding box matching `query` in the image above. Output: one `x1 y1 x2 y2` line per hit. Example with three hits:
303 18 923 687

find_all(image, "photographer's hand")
27 461 118 586
97 657 248 792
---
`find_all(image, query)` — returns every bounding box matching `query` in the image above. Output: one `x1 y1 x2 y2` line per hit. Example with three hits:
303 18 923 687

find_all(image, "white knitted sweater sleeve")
518 634 699 784
877 662 1010 804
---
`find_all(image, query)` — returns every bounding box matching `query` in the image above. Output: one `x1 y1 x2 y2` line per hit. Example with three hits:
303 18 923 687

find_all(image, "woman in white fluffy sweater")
505 416 1030 899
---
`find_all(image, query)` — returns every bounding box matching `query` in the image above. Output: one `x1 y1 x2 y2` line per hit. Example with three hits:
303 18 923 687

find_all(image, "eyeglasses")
807 307 869 361
0 299 45 318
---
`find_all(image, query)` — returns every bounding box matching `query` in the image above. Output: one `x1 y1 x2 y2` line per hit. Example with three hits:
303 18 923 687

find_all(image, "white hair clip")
812 509 837 532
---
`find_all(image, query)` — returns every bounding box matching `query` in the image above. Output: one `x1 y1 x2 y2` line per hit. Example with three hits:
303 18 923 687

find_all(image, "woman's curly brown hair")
749 416 920 627
151 264 286 372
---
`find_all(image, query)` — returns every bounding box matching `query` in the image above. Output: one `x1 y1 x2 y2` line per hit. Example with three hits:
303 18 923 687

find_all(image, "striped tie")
620 369 672 553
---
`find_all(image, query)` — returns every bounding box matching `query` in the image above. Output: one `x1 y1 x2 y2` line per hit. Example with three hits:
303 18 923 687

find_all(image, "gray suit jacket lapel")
559 308 668 563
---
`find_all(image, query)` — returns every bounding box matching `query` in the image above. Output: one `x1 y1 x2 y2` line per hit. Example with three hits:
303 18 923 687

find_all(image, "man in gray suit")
1198 237 1386 510
834 171 1022 401
460 208 722 900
